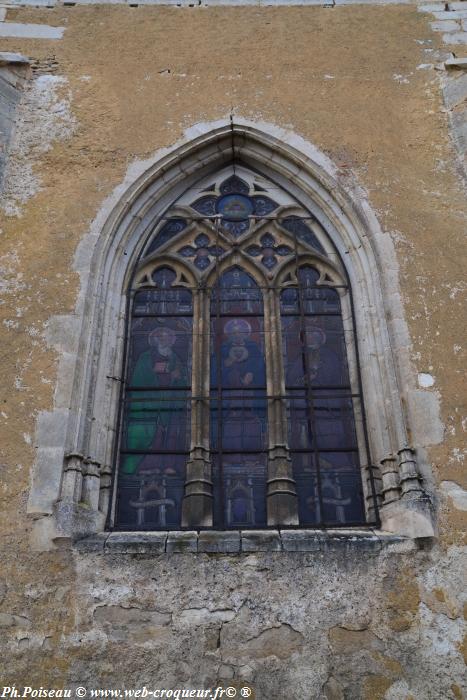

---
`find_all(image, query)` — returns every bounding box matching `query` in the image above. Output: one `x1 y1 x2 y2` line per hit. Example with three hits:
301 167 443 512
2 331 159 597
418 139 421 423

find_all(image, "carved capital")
63 452 85 473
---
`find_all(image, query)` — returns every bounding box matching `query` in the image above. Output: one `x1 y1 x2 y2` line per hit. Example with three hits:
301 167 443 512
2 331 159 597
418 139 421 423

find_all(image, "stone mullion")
181 287 213 527
265 286 299 526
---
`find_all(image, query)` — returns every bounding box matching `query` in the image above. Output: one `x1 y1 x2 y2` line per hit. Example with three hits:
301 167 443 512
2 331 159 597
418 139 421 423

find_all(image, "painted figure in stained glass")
217 318 266 389
122 322 189 476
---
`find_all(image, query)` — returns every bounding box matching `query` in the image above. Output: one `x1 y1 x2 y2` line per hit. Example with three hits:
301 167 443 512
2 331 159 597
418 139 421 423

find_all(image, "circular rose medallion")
216 193 254 221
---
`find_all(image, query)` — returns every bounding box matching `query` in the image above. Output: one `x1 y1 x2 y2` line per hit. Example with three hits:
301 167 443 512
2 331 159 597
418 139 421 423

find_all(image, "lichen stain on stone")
362 674 393 700
370 651 403 678
222 621 304 662
384 573 421 633
328 626 382 654
459 633 467 665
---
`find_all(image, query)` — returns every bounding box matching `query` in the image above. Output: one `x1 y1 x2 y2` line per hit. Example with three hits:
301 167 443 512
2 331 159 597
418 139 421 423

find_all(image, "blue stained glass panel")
281 315 350 388
145 219 187 256
285 391 358 450
292 455 364 526
212 454 267 528
211 267 263 315
210 317 266 390
252 196 278 217
281 216 326 254
117 458 186 529
220 175 250 195
192 196 217 217
222 219 250 238
133 288 193 316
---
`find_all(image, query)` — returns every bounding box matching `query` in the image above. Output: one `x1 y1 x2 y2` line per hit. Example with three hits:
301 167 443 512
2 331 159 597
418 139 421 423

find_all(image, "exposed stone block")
105 531 168 554
445 56 467 68
198 530 241 553
328 625 382 654
241 529 282 552
0 52 30 67
27 447 64 515
0 613 31 628
74 533 108 553
433 9 467 19
444 72 467 108
431 19 460 31
377 533 418 553
451 119 467 160
443 31 467 43
93 605 172 643
0 22 64 39
418 3 448 11
280 529 323 551
178 607 236 625
2 0 56 5
166 530 198 553
324 530 382 554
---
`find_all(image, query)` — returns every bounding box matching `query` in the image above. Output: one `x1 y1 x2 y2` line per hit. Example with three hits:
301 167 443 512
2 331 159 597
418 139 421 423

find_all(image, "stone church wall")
0 3 465 698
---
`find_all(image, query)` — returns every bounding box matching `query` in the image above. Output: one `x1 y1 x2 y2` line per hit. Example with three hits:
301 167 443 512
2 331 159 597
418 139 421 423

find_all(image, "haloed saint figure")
122 324 189 476
211 315 268 526
217 318 266 390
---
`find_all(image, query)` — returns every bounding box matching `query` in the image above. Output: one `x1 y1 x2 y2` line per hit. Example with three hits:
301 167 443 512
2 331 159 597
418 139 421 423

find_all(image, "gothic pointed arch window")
113 167 378 531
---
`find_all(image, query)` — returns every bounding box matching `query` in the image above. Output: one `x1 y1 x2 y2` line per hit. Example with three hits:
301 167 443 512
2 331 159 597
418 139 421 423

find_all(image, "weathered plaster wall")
0 4 466 697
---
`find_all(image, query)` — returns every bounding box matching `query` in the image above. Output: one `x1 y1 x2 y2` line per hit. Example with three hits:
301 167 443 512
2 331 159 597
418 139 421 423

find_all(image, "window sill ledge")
74 528 419 555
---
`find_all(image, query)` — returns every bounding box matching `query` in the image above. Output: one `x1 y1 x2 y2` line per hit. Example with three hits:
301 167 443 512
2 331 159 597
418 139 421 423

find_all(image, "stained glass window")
116 267 192 529
280 266 365 526
210 268 268 528
191 175 279 239
114 168 372 531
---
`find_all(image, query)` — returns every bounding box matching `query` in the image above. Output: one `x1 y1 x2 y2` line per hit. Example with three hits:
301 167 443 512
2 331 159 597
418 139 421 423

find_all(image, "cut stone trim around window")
74 529 419 556
28 119 436 550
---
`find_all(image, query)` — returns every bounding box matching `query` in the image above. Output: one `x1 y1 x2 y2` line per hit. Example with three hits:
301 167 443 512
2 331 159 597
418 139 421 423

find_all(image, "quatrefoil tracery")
246 233 293 270
140 171 332 286
178 234 225 270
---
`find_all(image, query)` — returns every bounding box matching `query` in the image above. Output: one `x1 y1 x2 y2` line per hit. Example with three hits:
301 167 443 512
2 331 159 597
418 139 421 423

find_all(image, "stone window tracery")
27 122 435 548
113 167 374 530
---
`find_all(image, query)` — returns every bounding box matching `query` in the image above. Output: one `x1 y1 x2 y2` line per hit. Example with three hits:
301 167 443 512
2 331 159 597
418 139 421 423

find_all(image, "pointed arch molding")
29 118 436 548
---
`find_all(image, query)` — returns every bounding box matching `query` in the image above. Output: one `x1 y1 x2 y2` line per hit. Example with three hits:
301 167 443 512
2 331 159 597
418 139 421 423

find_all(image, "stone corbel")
379 447 435 539
53 453 106 544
